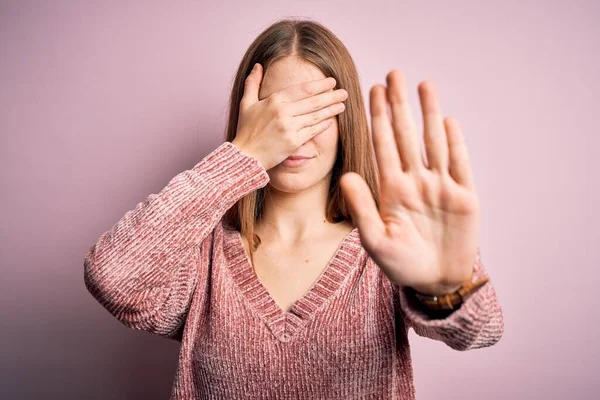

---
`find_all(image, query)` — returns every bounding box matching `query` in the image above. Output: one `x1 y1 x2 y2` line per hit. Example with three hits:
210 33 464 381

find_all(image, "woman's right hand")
231 63 348 171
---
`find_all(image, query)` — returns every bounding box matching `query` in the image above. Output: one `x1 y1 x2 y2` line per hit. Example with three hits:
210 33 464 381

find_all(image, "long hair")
222 17 380 267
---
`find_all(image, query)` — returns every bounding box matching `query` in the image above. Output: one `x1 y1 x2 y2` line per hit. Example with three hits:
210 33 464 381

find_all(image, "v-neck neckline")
223 225 361 343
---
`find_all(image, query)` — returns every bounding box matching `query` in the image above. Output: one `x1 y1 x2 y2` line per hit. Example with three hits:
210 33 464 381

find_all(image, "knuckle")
273 107 286 120
265 96 276 109
312 110 321 124
278 103 291 117
269 93 281 104
282 119 294 133
302 85 313 97
275 117 290 133
328 105 339 117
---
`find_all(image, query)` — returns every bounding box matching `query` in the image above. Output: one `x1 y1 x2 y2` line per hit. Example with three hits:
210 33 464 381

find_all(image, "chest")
188 237 404 398
241 236 344 313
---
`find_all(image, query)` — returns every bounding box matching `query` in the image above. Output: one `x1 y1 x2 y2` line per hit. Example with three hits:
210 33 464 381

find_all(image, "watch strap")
410 276 490 311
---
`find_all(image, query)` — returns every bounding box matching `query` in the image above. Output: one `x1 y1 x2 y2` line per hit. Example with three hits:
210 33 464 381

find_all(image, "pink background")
1 1 597 399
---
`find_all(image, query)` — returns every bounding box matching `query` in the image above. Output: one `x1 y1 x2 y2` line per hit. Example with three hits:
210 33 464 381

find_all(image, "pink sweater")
84 141 504 399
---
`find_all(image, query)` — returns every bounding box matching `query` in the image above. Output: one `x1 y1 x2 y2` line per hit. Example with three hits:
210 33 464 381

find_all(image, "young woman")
84 18 503 399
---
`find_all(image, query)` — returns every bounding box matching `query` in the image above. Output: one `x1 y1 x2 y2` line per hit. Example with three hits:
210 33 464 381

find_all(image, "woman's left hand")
340 70 481 296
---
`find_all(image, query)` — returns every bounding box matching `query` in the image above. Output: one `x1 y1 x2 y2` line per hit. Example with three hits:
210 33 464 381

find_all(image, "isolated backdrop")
1 1 598 399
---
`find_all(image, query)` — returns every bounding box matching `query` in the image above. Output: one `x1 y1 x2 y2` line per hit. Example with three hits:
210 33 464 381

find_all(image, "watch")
409 276 490 311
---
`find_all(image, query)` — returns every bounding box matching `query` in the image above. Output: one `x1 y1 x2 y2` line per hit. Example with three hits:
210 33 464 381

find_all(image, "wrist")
410 282 464 297
406 276 489 312
230 140 264 168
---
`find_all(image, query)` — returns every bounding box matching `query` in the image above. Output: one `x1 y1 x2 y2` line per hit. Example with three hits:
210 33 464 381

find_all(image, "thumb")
241 63 263 110
339 172 385 251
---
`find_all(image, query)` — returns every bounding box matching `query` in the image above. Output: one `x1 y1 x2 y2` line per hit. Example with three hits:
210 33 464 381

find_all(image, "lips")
285 155 312 160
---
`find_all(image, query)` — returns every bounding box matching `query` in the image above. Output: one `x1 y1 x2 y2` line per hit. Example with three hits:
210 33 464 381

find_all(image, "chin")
266 165 332 193
266 173 318 193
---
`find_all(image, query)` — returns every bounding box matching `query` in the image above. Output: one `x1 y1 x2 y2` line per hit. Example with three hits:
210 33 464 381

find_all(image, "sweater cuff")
190 141 270 198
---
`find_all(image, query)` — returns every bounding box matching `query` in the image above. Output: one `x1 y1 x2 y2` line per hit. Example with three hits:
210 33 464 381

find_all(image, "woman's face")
257 56 340 194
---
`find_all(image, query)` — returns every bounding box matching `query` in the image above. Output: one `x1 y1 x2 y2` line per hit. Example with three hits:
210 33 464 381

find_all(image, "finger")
418 81 449 172
240 63 263 110
289 88 348 116
385 70 423 173
444 116 475 190
278 76 337 103
297 117 336 145
294 100 346 132
370 85 402 186
339 172 385 251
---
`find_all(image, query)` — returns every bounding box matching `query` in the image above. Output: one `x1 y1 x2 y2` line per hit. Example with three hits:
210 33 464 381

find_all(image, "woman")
84 18 503 399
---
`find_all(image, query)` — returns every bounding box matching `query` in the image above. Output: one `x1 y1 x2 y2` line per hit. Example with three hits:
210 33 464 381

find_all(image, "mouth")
281 155 314 168
285 155 313 160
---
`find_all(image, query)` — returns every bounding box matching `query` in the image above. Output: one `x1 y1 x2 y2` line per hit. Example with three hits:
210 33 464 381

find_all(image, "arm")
83 141 269 340
392 247 504 351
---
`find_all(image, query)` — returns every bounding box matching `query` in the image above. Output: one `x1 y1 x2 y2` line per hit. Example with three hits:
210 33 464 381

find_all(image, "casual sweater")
83 141 504 400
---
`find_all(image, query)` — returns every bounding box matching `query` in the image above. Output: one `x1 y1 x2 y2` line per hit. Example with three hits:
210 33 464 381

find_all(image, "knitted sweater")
83 141 504 399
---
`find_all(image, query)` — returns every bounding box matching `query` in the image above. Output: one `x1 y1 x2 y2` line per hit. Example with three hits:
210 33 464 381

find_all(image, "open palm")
340 70 481 296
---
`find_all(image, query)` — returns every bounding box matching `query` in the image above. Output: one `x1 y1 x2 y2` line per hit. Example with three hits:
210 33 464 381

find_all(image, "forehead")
258 56 328 100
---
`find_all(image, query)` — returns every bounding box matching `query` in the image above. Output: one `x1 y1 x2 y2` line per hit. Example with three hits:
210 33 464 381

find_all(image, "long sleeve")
392 246 504 351
83 141 270 340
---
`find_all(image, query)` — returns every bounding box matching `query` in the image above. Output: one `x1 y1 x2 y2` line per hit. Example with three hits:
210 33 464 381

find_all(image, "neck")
257 179 334 243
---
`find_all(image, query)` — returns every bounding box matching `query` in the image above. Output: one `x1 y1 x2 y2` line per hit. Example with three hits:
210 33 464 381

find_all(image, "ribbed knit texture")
84 141 504 399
